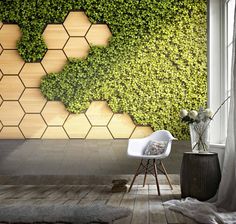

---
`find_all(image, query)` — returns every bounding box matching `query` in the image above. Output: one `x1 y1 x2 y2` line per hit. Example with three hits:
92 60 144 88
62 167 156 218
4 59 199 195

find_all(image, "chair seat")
128 153 167 160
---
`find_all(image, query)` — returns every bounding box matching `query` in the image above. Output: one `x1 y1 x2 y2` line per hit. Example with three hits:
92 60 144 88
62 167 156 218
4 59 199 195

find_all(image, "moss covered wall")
0 0 207 139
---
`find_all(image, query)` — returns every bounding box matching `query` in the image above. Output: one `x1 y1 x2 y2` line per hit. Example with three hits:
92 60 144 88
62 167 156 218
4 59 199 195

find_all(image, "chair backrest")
146 130 176 157
127 130 176 159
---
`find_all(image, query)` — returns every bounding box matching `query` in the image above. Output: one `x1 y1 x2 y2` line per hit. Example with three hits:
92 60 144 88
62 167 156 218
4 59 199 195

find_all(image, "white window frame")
208 0 232 146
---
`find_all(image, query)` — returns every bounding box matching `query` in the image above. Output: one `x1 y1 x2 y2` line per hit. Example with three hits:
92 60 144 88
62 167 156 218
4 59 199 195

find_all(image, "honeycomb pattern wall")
0 12 153 139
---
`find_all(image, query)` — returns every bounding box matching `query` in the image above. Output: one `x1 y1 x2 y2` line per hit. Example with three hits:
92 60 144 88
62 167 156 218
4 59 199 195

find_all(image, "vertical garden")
0 0 207 139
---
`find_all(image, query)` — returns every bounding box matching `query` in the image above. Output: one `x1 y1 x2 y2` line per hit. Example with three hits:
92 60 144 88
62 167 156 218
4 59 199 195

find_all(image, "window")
208 0 235 145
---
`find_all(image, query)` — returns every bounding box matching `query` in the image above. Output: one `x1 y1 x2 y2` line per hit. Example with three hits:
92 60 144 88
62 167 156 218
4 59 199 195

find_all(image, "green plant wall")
0 0 207 139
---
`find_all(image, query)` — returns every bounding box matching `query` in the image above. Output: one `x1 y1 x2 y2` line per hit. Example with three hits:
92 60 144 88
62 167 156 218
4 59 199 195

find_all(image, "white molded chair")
127 130 176 195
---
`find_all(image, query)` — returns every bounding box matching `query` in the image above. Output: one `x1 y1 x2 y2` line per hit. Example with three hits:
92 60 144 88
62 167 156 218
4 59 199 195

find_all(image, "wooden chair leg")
153 159 161 196
160 161 173 190
128 159 143 192
143 159 150 187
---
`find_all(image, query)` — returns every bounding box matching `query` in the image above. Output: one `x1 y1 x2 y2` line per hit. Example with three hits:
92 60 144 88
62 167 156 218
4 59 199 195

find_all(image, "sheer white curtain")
216 1 236 212
164 4 236 224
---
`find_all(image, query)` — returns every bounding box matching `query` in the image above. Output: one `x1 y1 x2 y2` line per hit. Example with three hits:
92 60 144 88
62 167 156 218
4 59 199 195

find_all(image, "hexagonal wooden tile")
108 113 135 138
42 101 69 125
86 24 112 46
130 126 153 138
0 127 24 139
0 70 2 80
0 101 24 125
0 24 21 49
42 127 68 139
0 96 2 106
0 45 3 55
63 11 91 36
43 24 69 49
85 101 113 126
0 76 24 100
86 127 113 139
19 63 46 87
0 127 23 139
64 114 91 138
64 37 90 58
0 50 25 75
0 121 2 131
19 88 47 113
19 114 47 138
41 50 67 73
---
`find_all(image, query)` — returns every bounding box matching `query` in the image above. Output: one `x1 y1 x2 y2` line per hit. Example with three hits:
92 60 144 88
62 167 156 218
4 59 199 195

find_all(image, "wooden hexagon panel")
63 12 91 36
0 76 24 100
19 63 46 87
19 114 47 138
0 50 25 75
19 89 47 113
42 24 69 49
0 16 153 139
0 101 24 126
86 24 112 46
42 127 68 139
42 101 69 126
108 113 136 139
0 24 21 49
64 37 90 58
41 50 67 73
64 114 91 138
